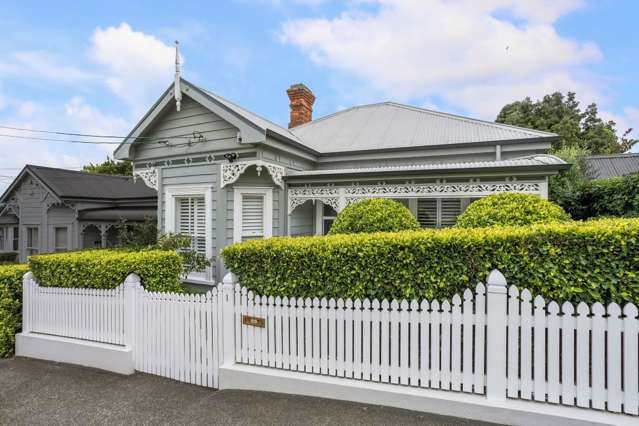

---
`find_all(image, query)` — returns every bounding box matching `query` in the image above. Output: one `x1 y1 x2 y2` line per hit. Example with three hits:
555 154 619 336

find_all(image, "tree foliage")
83 157 133 176
496 92 636 154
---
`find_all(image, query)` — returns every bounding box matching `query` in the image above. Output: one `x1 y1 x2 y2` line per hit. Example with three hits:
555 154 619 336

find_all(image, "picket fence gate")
20 270 639 419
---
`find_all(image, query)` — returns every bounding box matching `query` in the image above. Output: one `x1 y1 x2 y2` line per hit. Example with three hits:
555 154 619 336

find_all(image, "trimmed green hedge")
457 193 571 228
328 199 420 234
222 218 639 305
0 264 29 358
29 249 183 292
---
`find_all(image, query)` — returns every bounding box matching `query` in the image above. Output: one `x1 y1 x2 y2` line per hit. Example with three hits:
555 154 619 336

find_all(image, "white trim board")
219 364 633 426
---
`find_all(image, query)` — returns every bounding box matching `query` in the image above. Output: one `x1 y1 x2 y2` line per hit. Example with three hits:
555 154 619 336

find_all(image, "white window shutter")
417 199 437 228
241 194 265 241
177 196 207 255
440 198 462 227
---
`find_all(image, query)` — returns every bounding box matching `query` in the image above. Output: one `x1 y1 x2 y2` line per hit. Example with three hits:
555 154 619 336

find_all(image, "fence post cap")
22 271 34 281
487 269 507 287
222 272 238 285
123 273 142 288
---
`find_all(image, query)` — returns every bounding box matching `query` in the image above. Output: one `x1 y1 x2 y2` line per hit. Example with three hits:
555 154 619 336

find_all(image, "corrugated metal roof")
27 166 157 200
287 154 568 178
582 153 639 179
290 102 557 154
198 87 304 145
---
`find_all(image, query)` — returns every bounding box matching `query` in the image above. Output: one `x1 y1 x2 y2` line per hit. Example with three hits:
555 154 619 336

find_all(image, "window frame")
233 187 273 243
314 201 337 236
12 226 19 251
25 226 39 256
164 185 213 261
0 227 5 251
53 226 70 252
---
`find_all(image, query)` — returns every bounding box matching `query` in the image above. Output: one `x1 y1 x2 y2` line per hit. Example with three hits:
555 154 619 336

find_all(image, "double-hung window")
233 188 273 242
12 227 19 251
54 227 69 252
165 185 212 281
0 228 5 251
26 227 39 256
315 202 337 236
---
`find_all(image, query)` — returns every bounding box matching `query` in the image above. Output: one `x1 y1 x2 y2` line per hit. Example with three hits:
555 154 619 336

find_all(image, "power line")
0 133 121 145
0 124 197 140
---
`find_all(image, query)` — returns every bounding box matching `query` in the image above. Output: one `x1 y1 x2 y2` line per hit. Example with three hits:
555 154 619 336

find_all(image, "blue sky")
0 0 637 190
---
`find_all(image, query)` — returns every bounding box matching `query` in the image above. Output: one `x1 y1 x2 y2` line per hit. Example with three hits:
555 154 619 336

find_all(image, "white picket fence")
20 269 639 419
506 287 639 414
134 289 222 388
234 284 486 394
23 279 125 345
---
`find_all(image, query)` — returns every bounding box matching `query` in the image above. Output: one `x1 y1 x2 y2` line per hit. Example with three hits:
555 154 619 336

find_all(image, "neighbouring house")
114 78 569 285
0 165 157 262
582 153 639 179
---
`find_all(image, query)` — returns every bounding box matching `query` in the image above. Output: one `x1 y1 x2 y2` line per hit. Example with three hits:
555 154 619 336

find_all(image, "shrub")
328 199 420 235
29 249 183 292
567 174 639 220
0 264 29 358
456 193 571 228
222 218 639 305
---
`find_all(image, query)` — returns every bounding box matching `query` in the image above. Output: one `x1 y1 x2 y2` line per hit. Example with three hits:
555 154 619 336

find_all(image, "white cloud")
279 0 602 118
0 50 93 84
90 23 176 113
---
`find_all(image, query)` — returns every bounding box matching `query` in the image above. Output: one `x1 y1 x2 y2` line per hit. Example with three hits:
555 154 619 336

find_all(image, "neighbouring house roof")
290 102 558 154
286 154 569 179
0 165 156 205
78 206 157 221
582 153 639 179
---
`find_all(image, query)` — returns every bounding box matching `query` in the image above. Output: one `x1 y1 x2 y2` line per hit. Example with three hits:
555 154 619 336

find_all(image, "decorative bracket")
133 167 158 190
220 160 285 189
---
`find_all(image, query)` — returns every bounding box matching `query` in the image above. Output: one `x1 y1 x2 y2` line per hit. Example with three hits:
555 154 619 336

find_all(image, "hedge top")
29 249 182 292
328 198 420 235
222 218 639 305
456 193 571 228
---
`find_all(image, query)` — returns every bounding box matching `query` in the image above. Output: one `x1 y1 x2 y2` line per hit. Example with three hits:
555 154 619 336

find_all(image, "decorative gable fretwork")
220 160 285 189
288 180 542 214
133 167 158 190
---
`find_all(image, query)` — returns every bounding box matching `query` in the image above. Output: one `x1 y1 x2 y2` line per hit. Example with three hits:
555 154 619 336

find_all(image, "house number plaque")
242 315 265 328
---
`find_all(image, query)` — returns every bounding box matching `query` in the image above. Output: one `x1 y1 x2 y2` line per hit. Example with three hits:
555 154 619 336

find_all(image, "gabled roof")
582 153 639 179
0 165 156 204
114 79 310 160
287 154 568 178
290 102 558 154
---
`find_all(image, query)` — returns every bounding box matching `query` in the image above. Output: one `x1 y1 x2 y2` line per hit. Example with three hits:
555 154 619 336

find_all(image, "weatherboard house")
0 166 157 262
114 75 569 285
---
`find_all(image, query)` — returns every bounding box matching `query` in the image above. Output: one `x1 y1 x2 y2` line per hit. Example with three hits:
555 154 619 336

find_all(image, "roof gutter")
285 163 570 180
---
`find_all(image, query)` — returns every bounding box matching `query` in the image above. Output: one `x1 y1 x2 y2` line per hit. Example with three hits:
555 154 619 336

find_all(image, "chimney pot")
287 83 315 128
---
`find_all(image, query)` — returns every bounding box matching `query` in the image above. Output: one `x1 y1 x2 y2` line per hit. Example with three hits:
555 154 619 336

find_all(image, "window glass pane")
0 228 4 250
54 227 68 251
26 227 39 255
323 218 335 234
12 227 19 251
322 204 337 217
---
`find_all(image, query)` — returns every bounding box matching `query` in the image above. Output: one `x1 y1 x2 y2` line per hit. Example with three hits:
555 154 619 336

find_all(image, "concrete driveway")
0 358 495 425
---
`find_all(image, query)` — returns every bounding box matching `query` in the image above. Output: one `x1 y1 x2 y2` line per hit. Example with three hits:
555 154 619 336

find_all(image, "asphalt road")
0 357 496 425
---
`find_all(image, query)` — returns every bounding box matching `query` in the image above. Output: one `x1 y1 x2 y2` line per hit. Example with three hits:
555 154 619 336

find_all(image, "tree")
496 92 636 154
82 157 133 176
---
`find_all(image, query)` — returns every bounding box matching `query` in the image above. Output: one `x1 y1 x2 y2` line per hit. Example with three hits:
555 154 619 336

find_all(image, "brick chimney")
287 83 315 128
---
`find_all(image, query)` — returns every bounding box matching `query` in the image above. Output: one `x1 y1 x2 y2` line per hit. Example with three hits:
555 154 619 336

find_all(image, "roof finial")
174 40 182 112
